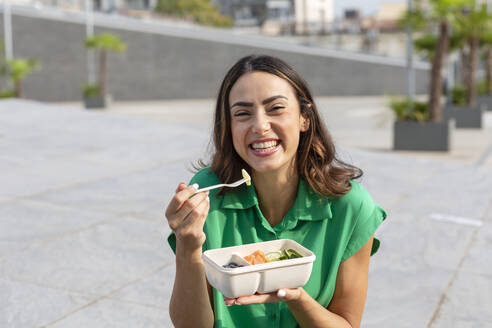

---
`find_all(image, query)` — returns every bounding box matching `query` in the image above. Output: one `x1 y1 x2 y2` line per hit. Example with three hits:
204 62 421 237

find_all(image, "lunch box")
202 239 316 298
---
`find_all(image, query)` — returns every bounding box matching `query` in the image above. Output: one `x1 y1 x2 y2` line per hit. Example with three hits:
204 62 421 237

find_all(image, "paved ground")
1 98 491 327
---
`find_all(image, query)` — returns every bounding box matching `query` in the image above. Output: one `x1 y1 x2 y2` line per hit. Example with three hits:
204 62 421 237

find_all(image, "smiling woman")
165 55 387 328
229 72 307 178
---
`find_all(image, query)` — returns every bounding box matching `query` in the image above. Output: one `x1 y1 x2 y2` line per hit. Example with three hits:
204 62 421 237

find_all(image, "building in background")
337 8 362 33
214 0 333 35
14 0 157 13
362 2 406 32
293 0 333 35
11 0 335 34
213 0 268 27
336 3 406 34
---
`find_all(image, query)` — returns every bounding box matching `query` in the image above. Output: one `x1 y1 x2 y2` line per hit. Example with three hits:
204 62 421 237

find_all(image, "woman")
165 55 387 328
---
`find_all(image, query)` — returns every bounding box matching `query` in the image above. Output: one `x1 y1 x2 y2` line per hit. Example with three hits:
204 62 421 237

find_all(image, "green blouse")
168 167 387 328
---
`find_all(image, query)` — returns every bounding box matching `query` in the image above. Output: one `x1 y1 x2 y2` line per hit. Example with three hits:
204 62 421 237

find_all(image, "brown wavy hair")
200 54 362 197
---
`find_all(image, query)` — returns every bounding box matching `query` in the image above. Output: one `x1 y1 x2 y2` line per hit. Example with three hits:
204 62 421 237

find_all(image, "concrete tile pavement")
0 98 491 327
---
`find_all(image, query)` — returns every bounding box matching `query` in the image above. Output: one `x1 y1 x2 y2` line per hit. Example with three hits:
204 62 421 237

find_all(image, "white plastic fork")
195 169 251 193
196 178 248 193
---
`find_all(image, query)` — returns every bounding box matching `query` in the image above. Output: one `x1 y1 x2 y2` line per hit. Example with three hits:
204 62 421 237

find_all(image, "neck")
252 166 299 227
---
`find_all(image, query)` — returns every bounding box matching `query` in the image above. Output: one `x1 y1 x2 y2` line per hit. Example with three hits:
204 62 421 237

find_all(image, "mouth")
249 139 281 155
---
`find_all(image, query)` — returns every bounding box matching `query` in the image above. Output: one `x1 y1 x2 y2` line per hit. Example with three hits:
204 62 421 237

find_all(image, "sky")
334 0 405 18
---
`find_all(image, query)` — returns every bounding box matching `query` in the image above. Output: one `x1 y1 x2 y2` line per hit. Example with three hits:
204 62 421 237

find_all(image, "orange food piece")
243 250 267 265
243 255 254 264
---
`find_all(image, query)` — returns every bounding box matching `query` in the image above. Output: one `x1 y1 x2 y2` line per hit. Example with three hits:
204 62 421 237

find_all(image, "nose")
251 110 270 135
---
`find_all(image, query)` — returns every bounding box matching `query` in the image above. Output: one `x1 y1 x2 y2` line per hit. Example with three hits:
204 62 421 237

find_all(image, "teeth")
251 140 278 149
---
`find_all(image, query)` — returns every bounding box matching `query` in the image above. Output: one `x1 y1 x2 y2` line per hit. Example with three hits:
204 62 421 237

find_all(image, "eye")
270 106 284 112
233 111 250 117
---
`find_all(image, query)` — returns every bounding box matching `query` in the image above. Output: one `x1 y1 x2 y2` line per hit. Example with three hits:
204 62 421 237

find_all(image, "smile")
249 139 281 156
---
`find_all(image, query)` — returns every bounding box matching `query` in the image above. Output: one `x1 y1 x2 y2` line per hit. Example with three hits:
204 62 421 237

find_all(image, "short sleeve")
341 184 387 262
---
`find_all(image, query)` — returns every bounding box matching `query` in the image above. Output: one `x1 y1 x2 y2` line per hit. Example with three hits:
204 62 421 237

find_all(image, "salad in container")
202 239 316 298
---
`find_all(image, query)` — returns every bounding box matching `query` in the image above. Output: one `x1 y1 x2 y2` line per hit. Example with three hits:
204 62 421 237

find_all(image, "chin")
247 160 289 175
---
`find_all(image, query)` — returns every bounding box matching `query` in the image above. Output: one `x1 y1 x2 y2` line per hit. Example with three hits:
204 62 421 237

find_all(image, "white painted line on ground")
430 213 483 227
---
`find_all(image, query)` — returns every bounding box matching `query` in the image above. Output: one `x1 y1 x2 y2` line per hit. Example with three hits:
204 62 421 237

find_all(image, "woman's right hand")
165 183 210 254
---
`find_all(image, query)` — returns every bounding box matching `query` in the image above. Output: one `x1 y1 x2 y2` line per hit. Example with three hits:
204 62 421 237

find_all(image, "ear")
300 114 310 132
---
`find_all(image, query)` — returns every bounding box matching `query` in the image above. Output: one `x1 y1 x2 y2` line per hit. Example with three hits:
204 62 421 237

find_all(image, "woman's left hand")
224 288 302 306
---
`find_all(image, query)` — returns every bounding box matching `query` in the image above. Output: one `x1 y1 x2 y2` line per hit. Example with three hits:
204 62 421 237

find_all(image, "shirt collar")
219 178 333 221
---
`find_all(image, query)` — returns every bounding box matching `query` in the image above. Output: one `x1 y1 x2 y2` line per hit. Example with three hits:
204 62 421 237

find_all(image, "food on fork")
241 169 251 186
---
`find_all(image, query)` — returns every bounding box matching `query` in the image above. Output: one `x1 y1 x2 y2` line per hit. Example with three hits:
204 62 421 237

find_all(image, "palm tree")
454 2 492 106
0 40 39 98
480 31 492 95
403 0 472 121
84 33 126 97
413 32 465 61
3 59 39 98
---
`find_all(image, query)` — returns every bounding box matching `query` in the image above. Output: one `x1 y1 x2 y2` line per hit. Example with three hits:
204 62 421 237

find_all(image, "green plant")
481 32 492 94
451 85 467 105
155 0 233 27
390 98 430 122
401 0 473 122
82 83 101 98
84 33 127 97
194 10 233 27
476 80 489 95
413 32 465 60
3 58 40 98
0 89 15 98
454 2 492 105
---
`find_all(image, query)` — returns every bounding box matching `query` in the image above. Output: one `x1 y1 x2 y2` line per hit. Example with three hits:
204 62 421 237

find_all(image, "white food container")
202 239 316 298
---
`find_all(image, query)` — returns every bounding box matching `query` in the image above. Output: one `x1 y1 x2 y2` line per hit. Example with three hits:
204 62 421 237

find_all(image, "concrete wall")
0 7 430 102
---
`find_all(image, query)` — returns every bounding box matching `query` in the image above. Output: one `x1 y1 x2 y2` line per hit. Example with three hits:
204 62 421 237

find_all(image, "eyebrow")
230 95 288 109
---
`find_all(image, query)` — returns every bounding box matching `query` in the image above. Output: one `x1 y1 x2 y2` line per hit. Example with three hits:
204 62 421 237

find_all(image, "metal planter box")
84 94 112 109
443 105 483 128
476 95 492 111
393 120 453 152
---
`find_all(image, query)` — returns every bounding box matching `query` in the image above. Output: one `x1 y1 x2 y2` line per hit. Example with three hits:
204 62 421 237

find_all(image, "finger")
224 297 236 306
168 192 208 233
173 198 209 244
233 288 301 305
178 196 210 231
276 288 301 302
175 182 187 193
165 185 200 230
165 184 199 219
234 292 278 305
168 183 187 216
174 189 208 222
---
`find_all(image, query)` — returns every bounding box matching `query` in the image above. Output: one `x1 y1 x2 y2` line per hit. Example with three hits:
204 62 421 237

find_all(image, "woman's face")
229 71 308 175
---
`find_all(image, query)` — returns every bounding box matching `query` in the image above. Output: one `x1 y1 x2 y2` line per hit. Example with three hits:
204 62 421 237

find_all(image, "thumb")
175 182 187 193
276 288 301 302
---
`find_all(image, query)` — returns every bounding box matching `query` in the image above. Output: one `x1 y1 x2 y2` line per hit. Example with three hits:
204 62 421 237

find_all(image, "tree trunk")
15 81 22 98
486 47 492 94
460 49 469 86
466 36 479 106
99 50 107 96
429 21 449 122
